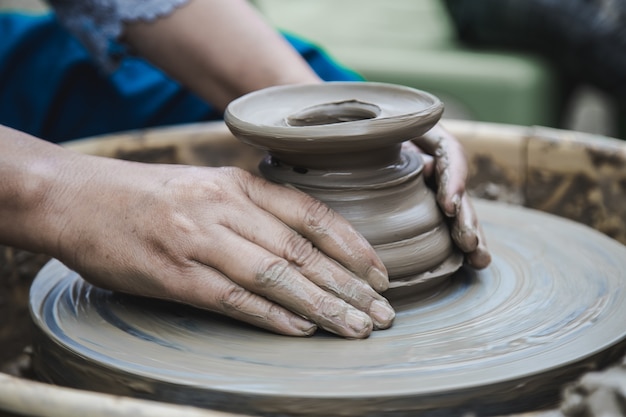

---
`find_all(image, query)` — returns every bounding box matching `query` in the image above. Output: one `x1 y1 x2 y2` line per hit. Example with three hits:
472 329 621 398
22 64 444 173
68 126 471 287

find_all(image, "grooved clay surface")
225 82 462 288
30 200 626 416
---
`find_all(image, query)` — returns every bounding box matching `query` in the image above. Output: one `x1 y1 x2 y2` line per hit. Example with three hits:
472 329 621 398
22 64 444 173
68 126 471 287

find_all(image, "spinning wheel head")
30 201 626 416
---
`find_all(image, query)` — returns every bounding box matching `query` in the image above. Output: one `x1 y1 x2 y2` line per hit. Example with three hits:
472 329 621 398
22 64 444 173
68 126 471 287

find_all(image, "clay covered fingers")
411 124 492 269
52 160 393 339
218 169 396 336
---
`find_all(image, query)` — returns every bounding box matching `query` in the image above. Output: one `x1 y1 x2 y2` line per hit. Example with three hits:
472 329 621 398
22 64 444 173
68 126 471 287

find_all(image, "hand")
47 156 395 339
407 124 492 269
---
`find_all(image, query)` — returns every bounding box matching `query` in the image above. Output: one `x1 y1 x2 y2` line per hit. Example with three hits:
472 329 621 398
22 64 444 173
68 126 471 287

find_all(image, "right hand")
408 124 491 269
47 156 395 338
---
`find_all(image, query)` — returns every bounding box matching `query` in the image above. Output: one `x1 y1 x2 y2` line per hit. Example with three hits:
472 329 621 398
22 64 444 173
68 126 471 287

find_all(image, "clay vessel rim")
224 82 444 145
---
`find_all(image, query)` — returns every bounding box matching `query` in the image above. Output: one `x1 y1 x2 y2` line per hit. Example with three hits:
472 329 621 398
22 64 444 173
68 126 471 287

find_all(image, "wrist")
0 127 83 256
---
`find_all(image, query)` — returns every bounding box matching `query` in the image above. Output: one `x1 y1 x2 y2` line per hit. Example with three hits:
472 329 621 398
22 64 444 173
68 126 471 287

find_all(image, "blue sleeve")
0 13 362 143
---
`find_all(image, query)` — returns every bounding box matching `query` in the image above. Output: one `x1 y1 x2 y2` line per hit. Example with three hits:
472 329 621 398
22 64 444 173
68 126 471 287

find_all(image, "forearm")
122 0 321 110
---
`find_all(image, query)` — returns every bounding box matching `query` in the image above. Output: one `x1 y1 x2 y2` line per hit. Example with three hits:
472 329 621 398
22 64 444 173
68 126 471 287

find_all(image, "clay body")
224 82 463 289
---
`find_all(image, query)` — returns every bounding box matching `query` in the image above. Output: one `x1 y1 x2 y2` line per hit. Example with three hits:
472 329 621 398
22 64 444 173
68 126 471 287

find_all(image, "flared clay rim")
224 82 444 154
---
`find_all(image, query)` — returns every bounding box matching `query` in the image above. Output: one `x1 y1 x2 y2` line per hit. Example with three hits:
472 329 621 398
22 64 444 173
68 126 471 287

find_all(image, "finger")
240 173 389 293
450 195 492 269
467 218 492 269
421 153 435 179
413 124 468 217
224 202 395 329
402 142 434 178
167 263 317 337
197 226 375 338
433 134 466 217
450 194 479 253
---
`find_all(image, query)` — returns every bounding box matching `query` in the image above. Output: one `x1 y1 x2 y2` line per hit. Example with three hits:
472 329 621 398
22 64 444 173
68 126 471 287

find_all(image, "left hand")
406 124 491 269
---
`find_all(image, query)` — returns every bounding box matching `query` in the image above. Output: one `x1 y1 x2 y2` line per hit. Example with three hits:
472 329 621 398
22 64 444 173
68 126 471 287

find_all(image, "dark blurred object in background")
444 0 626 135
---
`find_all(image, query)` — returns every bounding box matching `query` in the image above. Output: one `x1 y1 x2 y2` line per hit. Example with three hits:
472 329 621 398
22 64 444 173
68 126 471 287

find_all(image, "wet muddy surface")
1 119 626 417
28 201 626 417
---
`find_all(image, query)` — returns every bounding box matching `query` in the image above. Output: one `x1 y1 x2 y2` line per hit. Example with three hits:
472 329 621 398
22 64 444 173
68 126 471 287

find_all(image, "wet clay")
224 82 463 289
29 201 626 416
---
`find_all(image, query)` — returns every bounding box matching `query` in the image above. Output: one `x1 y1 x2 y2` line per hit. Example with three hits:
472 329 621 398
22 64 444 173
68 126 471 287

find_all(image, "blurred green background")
2 0 618 138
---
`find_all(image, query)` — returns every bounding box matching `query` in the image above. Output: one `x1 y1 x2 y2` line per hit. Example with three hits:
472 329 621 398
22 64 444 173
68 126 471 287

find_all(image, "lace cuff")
47 0 190 71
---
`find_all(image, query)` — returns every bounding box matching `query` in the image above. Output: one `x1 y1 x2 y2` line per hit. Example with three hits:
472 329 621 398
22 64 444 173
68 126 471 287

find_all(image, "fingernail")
346 309 373 336
369 300 395 329
367 267 389 292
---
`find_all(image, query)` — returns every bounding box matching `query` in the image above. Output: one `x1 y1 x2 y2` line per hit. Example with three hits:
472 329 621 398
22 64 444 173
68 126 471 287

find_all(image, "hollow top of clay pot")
224 82 443 156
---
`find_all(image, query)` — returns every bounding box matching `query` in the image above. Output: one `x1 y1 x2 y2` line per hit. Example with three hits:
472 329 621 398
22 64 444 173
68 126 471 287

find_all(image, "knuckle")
333 278 365 301
301 198 336 236
166 172 229 203
310 293 340 319
201 180 232 204
219 166 250 182
174 166 253 204
266 303 285 320
434 145 446 159
219 166 256 192
282 232 318 266
218 285 253 313
254 257 292 289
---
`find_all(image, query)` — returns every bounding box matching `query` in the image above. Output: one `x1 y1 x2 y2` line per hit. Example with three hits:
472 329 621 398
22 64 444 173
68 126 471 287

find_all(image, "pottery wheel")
30 200 626 416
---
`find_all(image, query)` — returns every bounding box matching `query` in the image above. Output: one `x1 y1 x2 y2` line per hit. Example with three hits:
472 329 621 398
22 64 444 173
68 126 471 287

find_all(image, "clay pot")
225 82 463 291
